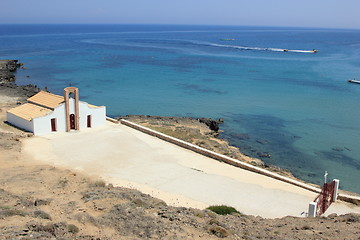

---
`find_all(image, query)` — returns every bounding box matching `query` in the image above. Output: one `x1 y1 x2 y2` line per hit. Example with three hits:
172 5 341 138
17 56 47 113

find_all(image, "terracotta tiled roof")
86 103 103 108
7 103 53 121
27 91 64 109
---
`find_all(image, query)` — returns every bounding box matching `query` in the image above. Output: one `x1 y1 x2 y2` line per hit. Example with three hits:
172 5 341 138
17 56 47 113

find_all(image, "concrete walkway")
22 122 360 218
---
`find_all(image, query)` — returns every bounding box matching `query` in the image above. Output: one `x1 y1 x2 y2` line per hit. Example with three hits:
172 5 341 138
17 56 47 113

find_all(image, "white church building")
6 87 106 135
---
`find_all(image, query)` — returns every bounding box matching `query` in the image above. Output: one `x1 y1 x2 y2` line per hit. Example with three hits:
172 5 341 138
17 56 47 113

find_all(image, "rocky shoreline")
1 60 360 239
0 59 23 83
0 60 41 99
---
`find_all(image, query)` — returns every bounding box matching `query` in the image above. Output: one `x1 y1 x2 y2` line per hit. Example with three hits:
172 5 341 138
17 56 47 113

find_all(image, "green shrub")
93 180 106 187
207 205 239 215
67 224 79 234
0 209 28 217
33 210 52 220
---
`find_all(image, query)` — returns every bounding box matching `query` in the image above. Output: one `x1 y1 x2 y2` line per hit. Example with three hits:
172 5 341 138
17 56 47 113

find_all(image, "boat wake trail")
205 42 318 53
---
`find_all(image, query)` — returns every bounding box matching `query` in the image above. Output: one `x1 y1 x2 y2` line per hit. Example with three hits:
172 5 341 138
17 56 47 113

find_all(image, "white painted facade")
7 94 106 136
7 111 34 133
31 100 106 135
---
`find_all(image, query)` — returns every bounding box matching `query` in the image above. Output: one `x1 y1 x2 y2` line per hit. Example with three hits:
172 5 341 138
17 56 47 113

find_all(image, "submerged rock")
256 139 270 145
232 133 250 140
257 152 271 158
332 147 344 152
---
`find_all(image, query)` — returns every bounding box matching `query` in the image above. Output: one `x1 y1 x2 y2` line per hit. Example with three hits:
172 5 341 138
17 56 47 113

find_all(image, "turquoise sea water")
1 24 360 193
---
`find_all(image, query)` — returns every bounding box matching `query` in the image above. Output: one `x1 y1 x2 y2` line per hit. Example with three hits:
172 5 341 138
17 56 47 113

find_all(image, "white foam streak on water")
209 42 316 53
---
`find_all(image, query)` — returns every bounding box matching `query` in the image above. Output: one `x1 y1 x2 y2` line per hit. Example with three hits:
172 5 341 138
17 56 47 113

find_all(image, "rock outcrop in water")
0 60 22 83
198 117 224 132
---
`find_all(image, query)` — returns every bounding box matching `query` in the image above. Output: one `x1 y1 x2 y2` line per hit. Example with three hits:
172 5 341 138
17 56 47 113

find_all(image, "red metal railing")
314 180 335 216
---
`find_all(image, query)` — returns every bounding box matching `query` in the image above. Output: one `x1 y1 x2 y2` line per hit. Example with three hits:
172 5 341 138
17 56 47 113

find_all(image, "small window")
51 118 57 132
87 115 91 128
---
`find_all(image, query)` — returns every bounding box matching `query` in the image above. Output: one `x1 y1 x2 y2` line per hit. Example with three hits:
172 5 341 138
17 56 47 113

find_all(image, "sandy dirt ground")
1 82 360 239
21 121 360 218
0 84 223 239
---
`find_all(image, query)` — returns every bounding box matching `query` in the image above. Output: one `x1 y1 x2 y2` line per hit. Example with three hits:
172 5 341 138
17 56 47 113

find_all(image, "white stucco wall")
6 112 34 133
32 105 67 135
33 98 106 135
8 98 106 136
66 98 106 130
78 101 106 129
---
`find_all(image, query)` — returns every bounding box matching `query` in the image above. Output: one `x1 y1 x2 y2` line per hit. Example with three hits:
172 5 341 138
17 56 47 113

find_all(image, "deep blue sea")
1 24 360 193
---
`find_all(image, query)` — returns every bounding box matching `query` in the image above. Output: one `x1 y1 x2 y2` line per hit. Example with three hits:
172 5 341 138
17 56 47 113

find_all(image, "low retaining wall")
106 117 120 124
338 194 360 204
119 118 360 204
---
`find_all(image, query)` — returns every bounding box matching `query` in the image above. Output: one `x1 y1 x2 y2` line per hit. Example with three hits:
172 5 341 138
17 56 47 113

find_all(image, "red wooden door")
51 118 56 132
87 115 91 128
70 114 76 129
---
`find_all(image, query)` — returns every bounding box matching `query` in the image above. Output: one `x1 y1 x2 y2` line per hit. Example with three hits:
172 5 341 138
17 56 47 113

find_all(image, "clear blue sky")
1 0 359 29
